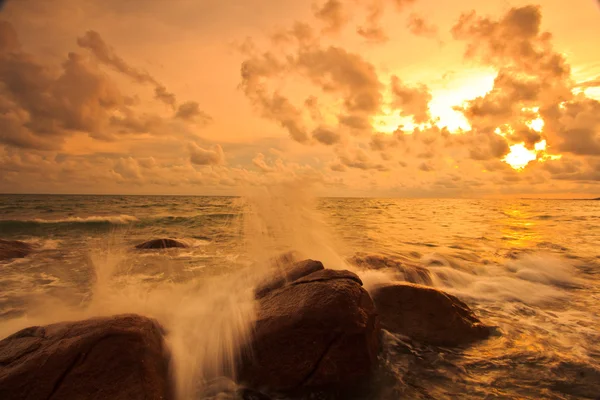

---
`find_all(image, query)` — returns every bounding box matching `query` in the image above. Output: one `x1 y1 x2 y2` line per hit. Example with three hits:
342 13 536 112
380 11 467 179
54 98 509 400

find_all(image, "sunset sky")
0 0 599 197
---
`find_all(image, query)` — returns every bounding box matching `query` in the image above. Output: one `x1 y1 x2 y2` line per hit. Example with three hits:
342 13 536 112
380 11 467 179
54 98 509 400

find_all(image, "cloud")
0 38 125 149
406 13 439 39
356 0 418 42
313 0 346 33
390 76 432 123
77 30 158 85
189 142 225 166
241 34 383 142
252 152 279 172
77 30 205 114
175 101 213 124
312 126 341 145
155 85 177 108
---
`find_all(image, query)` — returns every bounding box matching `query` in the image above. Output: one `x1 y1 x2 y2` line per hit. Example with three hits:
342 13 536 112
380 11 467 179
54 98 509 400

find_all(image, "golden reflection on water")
499 204 541 249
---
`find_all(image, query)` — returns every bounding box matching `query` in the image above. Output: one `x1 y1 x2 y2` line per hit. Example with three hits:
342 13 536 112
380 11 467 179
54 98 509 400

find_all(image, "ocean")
0 192 599 399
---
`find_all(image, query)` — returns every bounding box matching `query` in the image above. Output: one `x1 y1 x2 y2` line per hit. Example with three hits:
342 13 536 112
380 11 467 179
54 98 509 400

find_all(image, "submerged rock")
0 314 173 400
240 267 380 394
135 238 188 249
371 283 490 347
0 239 32 261
255 259 324 298
349 253 432 285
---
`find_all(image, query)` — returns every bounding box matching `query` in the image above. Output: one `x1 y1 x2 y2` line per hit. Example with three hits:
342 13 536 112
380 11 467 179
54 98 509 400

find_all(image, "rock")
135 238 188 249
0 314 173 400
371 283 490 346
255 259 324 298
0 239 32 261
349 253 432 285
240 268 380 394
292 268 363 286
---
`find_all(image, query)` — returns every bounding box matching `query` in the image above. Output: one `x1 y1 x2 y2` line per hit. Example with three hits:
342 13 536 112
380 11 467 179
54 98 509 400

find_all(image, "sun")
503 143 537 170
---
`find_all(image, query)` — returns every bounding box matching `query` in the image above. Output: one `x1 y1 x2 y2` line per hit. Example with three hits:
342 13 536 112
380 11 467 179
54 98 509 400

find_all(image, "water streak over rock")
349 253 432 285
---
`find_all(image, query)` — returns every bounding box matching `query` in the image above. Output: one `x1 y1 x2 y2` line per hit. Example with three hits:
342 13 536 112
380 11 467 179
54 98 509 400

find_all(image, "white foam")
29 215 139 224
428 253 581 306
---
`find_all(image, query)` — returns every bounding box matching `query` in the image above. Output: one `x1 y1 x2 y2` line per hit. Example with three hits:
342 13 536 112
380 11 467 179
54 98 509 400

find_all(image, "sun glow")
504 143 537 170
503 139 562 170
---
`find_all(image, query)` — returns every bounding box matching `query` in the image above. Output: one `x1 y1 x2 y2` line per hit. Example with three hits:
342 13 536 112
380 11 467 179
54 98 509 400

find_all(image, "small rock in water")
135 238 188 249
371 283 491 347
240 266 380 395
0 314 173 400
0 239 32 261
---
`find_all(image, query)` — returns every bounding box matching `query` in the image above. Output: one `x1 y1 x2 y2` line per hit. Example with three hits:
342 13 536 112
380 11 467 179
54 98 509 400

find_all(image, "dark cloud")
240 51 309 143
0 21 209 150
551 98 600 155
77 30 158 85
155 85 177 109
78 30 204 114
314 0 346 33
338 147 389 171
418 161 434 172
312 126 341 145
356 0 418 42
357 1 388 42
175 101 213 124
0 42 125 148
390 76 432 123
241 35 383 142
450 5 600 163
452 5 570 80
189 143 225 166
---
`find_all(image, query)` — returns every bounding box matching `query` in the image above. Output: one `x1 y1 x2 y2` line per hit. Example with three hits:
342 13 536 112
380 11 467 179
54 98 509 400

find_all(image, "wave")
0 215 139 232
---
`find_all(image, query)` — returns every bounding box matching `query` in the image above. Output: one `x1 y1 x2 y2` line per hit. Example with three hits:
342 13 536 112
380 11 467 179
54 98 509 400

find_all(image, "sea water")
0 192 599 399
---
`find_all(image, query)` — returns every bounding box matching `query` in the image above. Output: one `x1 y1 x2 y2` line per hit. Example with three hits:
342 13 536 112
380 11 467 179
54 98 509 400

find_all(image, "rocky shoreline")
0 239 492 399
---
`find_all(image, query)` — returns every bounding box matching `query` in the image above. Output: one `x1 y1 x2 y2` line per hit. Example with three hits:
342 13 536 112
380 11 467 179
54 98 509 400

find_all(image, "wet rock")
292 269 362 286
135 238 188 249
371 283 490 347
0 314 173 400
0 239 32 261
255 259 324 298
240 268 380 394
349 253 432 285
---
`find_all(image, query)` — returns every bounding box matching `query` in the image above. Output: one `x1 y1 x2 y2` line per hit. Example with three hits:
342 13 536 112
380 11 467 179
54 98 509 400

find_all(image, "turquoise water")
0 194 599 399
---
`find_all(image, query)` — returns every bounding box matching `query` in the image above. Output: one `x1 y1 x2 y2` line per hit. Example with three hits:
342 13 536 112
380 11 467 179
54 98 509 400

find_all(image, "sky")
0 0 599 198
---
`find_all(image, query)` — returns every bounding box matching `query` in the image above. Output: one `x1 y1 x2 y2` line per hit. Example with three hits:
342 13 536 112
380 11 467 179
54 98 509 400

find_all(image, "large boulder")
240 267 380 394
0 314 173 400
135 238 188 249
349 253 432 285
0 239 32 261
371 283 490 347
254 259 324 298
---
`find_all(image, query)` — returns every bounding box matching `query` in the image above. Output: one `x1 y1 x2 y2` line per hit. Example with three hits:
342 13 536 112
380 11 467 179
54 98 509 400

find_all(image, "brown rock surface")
255 259 324 298
0 239 32 261
371 283 491 346
0 314 173 400
241 268 380 393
